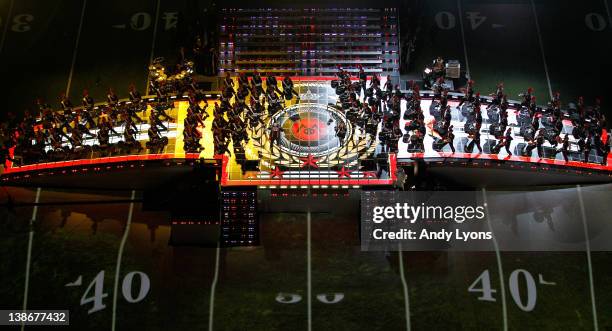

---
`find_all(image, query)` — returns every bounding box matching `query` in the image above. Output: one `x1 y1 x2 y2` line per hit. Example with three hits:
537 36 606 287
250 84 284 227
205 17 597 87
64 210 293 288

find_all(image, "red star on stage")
300 154 319 168
363 171 378 178
270 166 284 179
336 167 351 178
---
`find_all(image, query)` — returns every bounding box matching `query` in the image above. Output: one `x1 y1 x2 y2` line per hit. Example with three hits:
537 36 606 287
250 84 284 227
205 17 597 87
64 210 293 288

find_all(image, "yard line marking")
208 241 221 331
0 0 15 55
530 0 553 99
65 0 88 97
307 210 312 331
481 188 507 331
145 0 162 95
111 190 136 331
456 0 471 78
604 0 612 30
21 187 42 331
576 185 599 331
398 246 411 331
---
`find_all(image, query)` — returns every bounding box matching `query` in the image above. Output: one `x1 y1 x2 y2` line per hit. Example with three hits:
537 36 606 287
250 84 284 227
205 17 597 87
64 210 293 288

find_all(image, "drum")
520 125 535 140
404 121 419 132
432 138 445 151
489 123 503 139
572 126 585 139
429 102 442 121
516 108 531 127
544 129 558 144
487 106 499 123
460 103 474 118
540 115 555 128
433 122 447 137
464 121 477 136
408 135 424 152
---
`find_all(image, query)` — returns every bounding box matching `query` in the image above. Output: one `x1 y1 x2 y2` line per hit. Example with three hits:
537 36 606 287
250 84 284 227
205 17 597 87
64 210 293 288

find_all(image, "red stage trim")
219 154 229 185
221 153 398 187
289 76 365 82
221 179 394 186
243 76 365 82
401 152 612 172
3 153 203 174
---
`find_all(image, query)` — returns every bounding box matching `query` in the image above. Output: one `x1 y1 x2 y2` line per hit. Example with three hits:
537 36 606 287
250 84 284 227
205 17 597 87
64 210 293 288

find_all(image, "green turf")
411 0 610 111
0 0 193 117
2 199 612 330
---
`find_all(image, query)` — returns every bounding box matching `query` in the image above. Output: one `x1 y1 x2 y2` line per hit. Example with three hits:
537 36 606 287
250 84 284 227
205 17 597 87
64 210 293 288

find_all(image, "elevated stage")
396 93 612 185
1 77 610 190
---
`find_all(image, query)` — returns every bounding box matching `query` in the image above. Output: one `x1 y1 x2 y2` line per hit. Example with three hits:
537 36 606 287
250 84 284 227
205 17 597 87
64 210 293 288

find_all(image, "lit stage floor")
217 79 395 187
3 78 610 189
2 79 396 188
397 97 612 173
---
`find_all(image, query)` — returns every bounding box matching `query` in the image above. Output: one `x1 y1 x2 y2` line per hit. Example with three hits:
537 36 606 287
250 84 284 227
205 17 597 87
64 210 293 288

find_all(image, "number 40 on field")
66 270 151 314
468 269 556 312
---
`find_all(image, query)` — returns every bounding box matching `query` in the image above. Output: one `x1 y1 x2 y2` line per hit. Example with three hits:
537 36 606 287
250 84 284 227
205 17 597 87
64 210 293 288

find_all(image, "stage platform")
396 95 612 172
1 77 610 189
2 78 398 189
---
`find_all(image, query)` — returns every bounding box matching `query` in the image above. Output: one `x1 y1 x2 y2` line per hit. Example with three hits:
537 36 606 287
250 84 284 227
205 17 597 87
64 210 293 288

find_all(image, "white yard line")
65 0 88 97
481 188 508 331
307 210 312 331
208 242 221 331
456 0 471 78
145 0 162 95
20 187 42 331
0 0 15 55
111 190 136 331
576 185 599 331
604 0 612 30
530 0 553 99
398 247 411 331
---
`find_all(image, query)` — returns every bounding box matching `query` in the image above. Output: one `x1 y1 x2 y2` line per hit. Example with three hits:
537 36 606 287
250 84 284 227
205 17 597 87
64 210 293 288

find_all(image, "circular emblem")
291 117 327 142
271 103 351 156
251 82 376 169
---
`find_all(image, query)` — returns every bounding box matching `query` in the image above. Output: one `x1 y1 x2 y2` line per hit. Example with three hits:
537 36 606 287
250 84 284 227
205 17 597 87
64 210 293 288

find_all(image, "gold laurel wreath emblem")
251 125 376 169
250 82 377 169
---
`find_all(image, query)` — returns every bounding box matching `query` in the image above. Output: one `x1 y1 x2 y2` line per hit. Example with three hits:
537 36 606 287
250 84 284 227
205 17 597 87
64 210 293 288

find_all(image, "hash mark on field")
145 0 162 95
482 189 508 331
604 0 612 30
456 0 471 78
65 0 88 97
576 185 599 331
21 187 42 331
111 190 136 331
208 242 221 331
530 0 553 99
398 247 411 331
0 0 15 55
